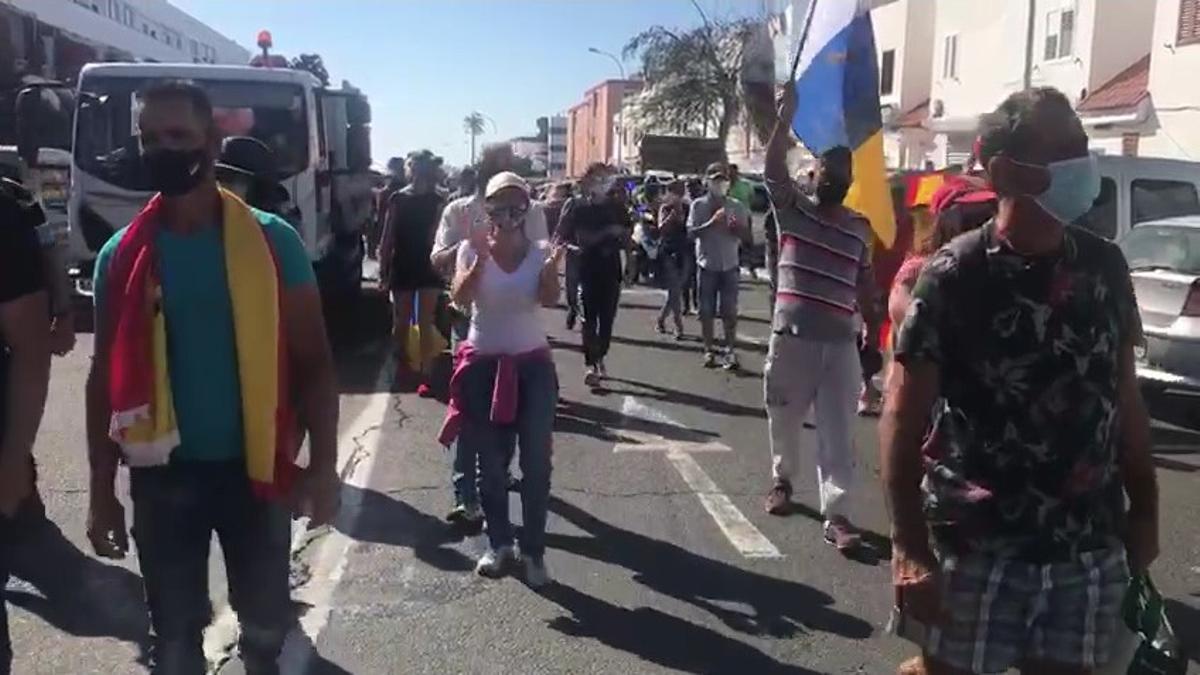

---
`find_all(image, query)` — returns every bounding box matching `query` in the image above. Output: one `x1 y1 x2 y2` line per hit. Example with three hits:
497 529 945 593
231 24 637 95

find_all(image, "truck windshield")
74 75 308 191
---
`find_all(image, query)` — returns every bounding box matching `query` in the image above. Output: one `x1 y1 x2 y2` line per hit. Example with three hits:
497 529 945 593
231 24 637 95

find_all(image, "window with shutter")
1180 0 1200 46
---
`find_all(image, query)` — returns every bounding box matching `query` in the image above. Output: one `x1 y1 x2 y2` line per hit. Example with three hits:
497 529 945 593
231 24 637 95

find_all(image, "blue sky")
171 0 765 167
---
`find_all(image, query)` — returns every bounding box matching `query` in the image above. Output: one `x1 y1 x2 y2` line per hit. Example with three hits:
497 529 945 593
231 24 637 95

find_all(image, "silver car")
1117 216 1200 425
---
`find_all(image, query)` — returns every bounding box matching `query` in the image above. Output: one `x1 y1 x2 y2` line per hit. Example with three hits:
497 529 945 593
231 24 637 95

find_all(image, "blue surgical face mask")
1033 153 1100 224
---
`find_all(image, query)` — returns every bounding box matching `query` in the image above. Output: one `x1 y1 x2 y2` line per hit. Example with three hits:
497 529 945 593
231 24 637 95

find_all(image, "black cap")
705 162 727 179
216 136 277 182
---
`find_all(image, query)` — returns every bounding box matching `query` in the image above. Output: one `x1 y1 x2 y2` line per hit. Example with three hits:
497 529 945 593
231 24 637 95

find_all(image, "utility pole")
1023 0 1036 90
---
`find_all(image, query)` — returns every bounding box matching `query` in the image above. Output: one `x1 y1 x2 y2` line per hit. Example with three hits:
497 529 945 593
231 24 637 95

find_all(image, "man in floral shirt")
881 88 1159 674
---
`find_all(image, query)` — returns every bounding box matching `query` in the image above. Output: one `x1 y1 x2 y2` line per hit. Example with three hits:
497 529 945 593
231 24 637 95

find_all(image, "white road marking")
667 451 782 559
620 287 665 297
617 396 781 559
204 360 394 673
737 332 770 348
1151 418 1200 434
1152 443 1200 452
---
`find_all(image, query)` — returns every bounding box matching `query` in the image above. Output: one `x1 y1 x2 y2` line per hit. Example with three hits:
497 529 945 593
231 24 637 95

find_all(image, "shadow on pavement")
547 336 584 355
609 333 704 354
554 399 719 445
541 584 821 675
1164 599 1199 665
778 500 892 565
6 521 152 667
545 496 875 642
601 376 768 421
615 300 666 312
335 485 476 573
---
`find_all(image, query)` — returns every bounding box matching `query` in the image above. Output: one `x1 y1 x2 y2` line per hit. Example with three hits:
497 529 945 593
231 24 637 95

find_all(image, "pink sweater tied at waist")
438 342 553 446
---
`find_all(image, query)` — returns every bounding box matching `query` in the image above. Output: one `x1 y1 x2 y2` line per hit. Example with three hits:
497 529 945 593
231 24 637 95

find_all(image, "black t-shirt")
387 188 444 286
0 178 47 439
559 196 630 271
659 201 690 256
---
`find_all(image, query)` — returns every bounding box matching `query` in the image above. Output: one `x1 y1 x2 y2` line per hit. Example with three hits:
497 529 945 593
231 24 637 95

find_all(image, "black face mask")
816 181 850 206
142 147 209 197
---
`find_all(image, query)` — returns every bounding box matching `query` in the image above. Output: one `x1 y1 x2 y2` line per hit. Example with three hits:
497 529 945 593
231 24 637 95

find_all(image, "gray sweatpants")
763 333 860 519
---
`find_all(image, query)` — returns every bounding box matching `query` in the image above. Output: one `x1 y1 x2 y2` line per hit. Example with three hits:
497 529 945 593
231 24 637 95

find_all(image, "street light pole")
588 47 627 170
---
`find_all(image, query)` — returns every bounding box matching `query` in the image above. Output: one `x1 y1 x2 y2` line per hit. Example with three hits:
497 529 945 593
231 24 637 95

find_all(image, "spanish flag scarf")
106 188 296 499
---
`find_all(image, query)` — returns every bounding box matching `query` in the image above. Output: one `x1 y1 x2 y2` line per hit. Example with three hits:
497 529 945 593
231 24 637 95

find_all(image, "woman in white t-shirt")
439 171 562 587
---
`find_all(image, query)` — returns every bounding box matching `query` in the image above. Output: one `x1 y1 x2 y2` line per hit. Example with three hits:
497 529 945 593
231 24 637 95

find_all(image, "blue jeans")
457 356 557 557
448 313 478 508
131 462 291 675
658 253 686 330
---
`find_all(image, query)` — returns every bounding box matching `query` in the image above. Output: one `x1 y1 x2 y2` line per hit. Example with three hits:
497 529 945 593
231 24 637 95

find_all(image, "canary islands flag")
790 0 896 248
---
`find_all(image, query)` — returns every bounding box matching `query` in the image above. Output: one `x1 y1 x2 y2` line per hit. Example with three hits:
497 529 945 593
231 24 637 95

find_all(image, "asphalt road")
7 279 1200 674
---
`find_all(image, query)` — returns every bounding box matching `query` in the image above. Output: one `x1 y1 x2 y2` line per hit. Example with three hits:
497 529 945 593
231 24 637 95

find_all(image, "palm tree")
463 112 486 164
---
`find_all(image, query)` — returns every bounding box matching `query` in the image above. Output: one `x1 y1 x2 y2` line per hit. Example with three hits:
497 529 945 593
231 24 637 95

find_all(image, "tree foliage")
462 112 486 137
624 5 756 149
290 53 330 87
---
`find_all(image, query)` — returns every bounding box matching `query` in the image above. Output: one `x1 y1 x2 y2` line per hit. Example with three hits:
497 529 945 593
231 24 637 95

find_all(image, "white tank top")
457 239 550 355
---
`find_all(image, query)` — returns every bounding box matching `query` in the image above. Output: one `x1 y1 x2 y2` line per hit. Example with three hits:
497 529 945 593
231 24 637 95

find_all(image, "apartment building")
873 0 936 169
1133 0 1200 159
926 0 1154 166
547 114 567 179
1 0 248 73
565 79 640 178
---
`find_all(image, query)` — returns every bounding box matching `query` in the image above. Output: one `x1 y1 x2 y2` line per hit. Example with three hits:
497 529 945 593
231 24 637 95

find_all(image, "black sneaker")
764 480 793 515
446 503 483 524
566 310 577 331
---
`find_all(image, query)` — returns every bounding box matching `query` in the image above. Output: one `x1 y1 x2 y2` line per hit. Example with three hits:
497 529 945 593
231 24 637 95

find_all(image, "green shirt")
729 178 754 207
94 210 315 462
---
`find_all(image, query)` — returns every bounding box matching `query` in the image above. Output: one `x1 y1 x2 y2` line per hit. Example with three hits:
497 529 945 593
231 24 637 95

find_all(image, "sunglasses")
485 205 529 221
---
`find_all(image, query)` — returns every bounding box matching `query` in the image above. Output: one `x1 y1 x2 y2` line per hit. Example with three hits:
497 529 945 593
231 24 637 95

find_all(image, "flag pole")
787 0 820 84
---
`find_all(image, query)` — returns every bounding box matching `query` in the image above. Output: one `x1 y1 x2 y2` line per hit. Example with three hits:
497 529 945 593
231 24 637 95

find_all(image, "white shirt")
432 193 547 266
457 239 550 355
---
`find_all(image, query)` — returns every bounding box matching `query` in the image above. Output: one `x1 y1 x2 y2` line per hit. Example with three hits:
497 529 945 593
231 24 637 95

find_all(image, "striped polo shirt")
772 199 872 342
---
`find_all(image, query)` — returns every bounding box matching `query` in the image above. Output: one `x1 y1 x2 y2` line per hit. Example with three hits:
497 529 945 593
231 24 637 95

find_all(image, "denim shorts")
923 545 1128 673
698 268 740 319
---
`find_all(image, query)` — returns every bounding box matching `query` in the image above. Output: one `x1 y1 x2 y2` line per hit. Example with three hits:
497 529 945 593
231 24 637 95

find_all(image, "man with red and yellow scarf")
85 80 340 675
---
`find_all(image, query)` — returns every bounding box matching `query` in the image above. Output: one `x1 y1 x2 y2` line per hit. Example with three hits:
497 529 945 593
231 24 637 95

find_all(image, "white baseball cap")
485 171 530 199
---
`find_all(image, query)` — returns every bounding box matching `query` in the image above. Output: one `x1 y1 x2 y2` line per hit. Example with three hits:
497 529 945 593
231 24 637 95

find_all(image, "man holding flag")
755 0 885 555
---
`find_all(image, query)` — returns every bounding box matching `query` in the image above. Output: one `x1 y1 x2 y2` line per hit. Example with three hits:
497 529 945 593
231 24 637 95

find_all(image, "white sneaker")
597 360 608 378
523 556 551 588
722 351 740 371
475 546 517 578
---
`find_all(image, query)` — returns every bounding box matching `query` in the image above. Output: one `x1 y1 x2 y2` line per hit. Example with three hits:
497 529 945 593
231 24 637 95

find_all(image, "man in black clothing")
556 163 630 387
0 177 54 675
215 136 291 216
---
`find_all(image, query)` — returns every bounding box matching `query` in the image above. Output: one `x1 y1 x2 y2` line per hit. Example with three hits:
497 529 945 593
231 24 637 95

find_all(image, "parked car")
1079 155 1200 241
1117 216 1200 427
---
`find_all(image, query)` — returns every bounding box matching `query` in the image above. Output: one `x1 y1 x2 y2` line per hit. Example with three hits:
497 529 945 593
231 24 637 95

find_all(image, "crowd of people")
0 72 1164 675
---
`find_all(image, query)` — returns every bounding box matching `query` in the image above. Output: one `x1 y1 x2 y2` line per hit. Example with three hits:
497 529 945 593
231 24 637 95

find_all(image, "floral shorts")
923 546 1129 674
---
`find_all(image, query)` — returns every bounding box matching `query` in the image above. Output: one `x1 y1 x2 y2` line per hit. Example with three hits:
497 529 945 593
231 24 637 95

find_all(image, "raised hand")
777 78 797 123
469 227 492 262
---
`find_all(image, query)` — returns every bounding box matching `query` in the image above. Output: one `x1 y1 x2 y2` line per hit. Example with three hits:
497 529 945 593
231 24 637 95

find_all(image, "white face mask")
590 176 615 198
709 180 729 197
